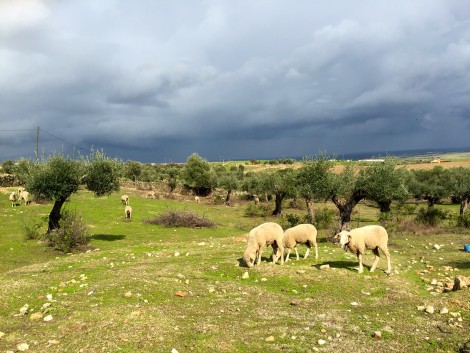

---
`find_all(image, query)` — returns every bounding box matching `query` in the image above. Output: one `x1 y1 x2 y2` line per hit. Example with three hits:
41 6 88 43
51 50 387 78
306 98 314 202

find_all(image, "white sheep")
195 196 200 204
121 194 129 205
243 222 284 268
125 205 132 220
335 225 391 274
9 192 18 207
283 224 318 262
254 196 260 205
19 191 30 205
146 191 156 199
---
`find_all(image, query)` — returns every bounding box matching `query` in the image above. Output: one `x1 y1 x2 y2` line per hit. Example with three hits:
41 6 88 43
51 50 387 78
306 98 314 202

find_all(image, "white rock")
265 336 275 342
0 331 5 339
440 307 449 314
19 304 29 315
17 343 29 351
319 264 330 270
242 272 249 279
425 306 434 314
433 244 441 250
43 315 53 322
317 339 327 345
350 302 359 306
171 349 179 353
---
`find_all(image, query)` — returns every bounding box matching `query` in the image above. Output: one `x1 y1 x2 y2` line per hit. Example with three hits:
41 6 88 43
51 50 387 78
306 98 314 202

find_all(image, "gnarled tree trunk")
48 197 67 233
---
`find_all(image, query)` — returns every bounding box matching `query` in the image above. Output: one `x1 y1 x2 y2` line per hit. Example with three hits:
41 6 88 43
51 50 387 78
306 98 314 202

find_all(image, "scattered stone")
317 339 327 345
175 291 187 297
440 307 449 315
174 251 180 257
260 278 267 282
17 343 29 351
0 331 4 339
43 315 53 322
48 340 60 345
371 331 382 339
350 302 359 306
19 304 29 316
319 264 330 270
30 312 43 321
433 244 441 250
124 291 132 298
290 300 301 306
425 306 434 314
417 306 426 311
171 349 179 353
453 276 467 291
297 270 306 274
242 272 249 279
265 336 275 342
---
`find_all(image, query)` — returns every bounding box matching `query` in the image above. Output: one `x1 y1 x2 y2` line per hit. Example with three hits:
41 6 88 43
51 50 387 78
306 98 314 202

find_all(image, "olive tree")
296 155 334 224
330 164 368 230
362 158 409 213
25 151 121 233
261 168 297 216
407 166 450 207
181 153 217 196
447 167 470 215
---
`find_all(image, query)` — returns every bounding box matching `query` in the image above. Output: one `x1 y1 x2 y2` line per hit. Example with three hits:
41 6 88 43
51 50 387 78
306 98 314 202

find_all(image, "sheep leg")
381 247 391 274
277 243 284 265
314 243 318 260
370 248 380 272
295 246 300 260
285 248 292 262
257 245 266 265
357 253 364 273
303 247 309 260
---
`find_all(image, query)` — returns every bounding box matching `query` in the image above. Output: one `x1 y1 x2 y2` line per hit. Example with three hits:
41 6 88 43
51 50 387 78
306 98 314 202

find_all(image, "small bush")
145 211 215 228
415 207 449 227
314 208 336 230
22 218 44 240
45 209 89 252
457 212 470 228
244 204 271 218
280 213 306 228
401 204 418 215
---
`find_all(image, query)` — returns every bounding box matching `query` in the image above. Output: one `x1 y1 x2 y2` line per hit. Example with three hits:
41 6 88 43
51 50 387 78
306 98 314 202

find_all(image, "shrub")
22 218 45 240
415 207 449 227
314 208 336 230
145 210 215 228
402 204 418 215
45 209 89 252
243 204 271 218
280 213 305 228
457 212 470 228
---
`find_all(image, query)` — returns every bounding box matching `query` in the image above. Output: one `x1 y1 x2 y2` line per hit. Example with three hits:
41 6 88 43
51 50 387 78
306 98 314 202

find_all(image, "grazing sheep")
146 191 156 199
243 222 284 268
121 194 129 205
18 186 25 195
125 205 132 220
19 191 31 205
283 224 318 262
195 196 200 204
335 225 391 274
254 196 260 205
9 192 18 207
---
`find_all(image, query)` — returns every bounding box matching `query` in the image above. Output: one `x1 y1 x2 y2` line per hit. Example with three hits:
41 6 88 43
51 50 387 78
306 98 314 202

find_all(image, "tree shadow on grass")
91 234 127 241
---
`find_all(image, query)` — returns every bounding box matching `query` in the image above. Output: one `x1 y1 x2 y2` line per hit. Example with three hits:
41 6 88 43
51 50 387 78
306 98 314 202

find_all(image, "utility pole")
35 126 39 160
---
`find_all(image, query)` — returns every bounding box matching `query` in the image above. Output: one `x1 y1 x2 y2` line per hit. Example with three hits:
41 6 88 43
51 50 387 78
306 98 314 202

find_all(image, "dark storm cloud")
1 0 470 163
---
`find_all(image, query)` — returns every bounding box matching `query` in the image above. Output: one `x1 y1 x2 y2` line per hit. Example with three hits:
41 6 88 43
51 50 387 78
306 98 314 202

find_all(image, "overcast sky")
1 0 470 163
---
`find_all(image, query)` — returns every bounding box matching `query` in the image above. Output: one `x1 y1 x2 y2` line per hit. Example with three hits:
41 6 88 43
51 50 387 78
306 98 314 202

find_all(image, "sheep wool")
125 205 132 220
243 222 284 268
121 194 129 205
283 224 318 262
336 225 391 274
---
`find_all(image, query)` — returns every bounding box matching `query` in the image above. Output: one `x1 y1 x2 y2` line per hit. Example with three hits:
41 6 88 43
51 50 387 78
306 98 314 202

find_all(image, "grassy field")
1 187 469 353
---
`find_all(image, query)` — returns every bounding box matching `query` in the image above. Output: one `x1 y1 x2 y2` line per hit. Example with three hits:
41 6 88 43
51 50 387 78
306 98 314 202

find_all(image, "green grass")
1 188 469 352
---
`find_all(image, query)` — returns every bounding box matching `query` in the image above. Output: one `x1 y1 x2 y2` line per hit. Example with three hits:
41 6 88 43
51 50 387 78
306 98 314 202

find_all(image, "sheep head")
243 250 255 268
336 230 351 251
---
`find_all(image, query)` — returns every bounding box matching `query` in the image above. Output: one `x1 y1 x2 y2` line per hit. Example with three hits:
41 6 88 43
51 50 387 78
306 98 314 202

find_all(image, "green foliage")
457 212 470 228
1 160 15 174
243 204 271 218
21 218 45 240
181 153 217 195
280 213 305 228
313 207 336 230
297 155 333 202
124 160 142 181
407 166 451 207
415 207 449 227
84 151 121 197
45 208 89 252
26 154 83 201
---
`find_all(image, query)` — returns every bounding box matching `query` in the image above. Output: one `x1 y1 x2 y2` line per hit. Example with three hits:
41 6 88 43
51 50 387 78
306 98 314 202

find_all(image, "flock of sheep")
243 222 391 274
6 188 391 273
8 187 30 207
